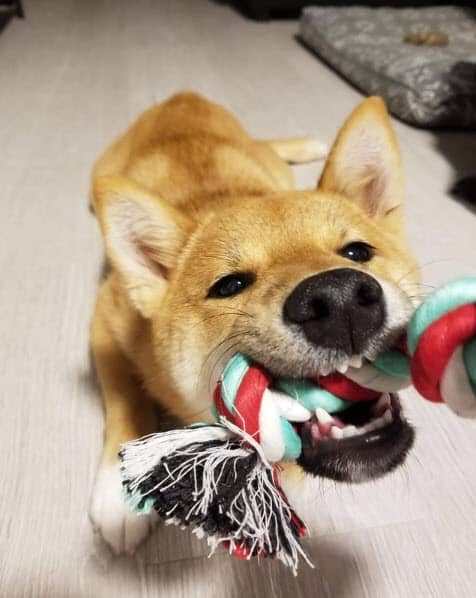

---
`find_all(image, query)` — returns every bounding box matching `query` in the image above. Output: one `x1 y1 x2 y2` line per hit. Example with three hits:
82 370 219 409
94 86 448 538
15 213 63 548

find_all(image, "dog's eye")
339 241 374 263
207 273 255 298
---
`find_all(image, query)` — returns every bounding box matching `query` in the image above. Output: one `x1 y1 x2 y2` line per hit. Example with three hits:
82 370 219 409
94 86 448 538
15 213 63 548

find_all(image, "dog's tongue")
317 373 381 402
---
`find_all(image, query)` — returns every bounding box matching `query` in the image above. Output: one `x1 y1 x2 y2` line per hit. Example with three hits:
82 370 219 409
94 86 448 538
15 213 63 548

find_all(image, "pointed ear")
318 97 403 219
93 176 194 318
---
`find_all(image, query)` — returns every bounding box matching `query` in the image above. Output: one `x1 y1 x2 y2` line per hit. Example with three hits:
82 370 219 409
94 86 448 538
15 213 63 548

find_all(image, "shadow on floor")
0 1 23 35
214 0 476 21
211 0 301 21
147 533 365 598
430 58 476 212
433 130 476 214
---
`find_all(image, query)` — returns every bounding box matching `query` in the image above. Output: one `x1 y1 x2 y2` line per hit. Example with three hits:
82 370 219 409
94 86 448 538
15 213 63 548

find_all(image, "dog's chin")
297 395 414 483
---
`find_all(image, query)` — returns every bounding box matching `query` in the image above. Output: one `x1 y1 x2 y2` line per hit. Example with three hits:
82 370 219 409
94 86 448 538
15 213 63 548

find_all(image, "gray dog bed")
300 6 476 128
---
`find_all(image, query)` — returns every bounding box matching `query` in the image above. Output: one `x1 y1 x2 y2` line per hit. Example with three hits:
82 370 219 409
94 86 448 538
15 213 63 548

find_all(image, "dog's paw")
89 463 157 555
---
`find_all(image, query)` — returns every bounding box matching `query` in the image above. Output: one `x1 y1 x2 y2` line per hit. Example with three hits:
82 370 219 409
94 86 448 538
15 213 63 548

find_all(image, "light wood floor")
1 1 476 596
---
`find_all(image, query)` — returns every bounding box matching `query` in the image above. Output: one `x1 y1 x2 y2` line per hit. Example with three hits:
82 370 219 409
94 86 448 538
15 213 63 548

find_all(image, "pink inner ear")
363 167 388 216
132 235 170 280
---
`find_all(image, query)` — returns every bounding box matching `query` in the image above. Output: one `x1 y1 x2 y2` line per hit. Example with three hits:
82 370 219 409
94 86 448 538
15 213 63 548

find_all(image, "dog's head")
95 98 418 483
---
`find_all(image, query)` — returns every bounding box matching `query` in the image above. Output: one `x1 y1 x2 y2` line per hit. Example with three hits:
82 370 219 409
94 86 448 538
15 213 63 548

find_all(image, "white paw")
89 463 158 555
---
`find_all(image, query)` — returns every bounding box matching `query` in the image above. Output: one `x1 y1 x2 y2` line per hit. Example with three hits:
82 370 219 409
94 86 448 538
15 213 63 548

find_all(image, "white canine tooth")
383 409 393 424
349 355 363 369
330 426 344 439
315 407 333 424
336 361 349 374
342 425 357 438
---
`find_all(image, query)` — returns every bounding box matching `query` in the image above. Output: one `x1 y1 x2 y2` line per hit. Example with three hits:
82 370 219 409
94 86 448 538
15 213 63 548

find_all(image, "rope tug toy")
119 278 476 573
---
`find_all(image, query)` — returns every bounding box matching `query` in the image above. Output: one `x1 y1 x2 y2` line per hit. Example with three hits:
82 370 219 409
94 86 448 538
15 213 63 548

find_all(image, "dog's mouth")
233 319 414 482
296 393 414 482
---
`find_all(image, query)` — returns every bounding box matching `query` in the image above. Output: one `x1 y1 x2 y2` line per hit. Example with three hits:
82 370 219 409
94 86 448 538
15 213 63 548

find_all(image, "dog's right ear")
318 97 404 231
93 176 194 318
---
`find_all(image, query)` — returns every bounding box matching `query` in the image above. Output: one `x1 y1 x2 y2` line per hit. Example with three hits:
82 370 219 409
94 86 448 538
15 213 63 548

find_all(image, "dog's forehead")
220 191 361 226
186 191 373 271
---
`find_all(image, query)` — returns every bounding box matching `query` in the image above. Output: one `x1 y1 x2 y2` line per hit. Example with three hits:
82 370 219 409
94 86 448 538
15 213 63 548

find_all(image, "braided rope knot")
407 278 476 417
213 352 412 463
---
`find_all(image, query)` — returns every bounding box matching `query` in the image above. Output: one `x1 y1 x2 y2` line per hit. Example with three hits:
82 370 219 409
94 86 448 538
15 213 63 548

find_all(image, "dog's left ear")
93 176 194 318
318 97 403 224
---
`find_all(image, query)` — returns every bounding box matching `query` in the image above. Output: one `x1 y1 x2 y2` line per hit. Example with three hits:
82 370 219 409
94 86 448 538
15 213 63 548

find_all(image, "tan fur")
90 91 418 480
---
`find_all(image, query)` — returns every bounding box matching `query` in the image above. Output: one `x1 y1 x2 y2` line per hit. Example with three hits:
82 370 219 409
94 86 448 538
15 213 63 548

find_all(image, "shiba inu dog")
89 92 418 554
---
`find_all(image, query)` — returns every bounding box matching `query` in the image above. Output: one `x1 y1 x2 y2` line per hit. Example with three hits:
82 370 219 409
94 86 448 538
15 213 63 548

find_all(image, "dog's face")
96 98 418 484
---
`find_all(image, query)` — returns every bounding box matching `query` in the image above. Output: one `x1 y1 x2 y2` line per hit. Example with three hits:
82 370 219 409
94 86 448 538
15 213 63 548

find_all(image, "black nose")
283 268 385 354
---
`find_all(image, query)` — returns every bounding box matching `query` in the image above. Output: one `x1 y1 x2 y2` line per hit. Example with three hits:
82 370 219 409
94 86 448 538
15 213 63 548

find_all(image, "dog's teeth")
320 364 332 376
383 409 393 424
364 348 379 362
349 355 363 369
315 407 333 424
374 393 392 415
332 416 345 429
330 426 344 439
311 404 394 443
364 411 392 433
365 415 385 432
336 361 349 374
364 420 378 432
315 407 334 435
342 425 358 438
310 422 321 443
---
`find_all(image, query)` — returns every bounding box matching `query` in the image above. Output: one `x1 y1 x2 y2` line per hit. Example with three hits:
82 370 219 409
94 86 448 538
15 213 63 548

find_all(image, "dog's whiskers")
397 257 469 291
191 309 253 328
198 327 259 398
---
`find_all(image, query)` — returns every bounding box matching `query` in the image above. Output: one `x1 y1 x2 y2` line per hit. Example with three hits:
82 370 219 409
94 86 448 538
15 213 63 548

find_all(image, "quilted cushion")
300 6 476 128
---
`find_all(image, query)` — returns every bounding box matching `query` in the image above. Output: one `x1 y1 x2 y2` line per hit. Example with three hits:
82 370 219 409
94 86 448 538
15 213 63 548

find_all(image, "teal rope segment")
275 378 351 413
221 353 251 413
373 351 410 379
280 418 302 461
123 487 155 515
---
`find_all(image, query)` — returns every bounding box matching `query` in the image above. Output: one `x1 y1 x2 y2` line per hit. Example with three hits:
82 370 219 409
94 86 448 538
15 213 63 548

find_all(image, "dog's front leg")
89 311 158 555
